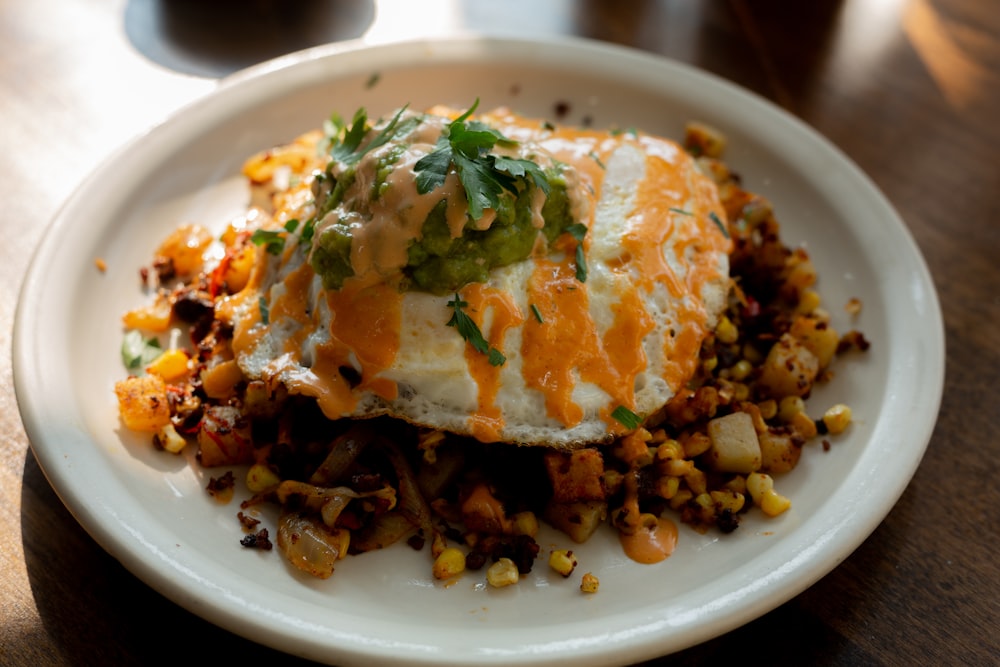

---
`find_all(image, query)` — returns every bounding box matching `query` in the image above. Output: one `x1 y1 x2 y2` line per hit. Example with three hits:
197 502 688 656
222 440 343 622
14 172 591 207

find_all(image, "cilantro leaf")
258 296 270 325
452 152 507 221
709 211 730 239
565 223 589 283
414 137 454 194
611 405 642 430
121 330 162 372
413 100 551 221
493 155 551 194
446 293 506 366
330 105 414 166
330 107 369 163
250 229 286 255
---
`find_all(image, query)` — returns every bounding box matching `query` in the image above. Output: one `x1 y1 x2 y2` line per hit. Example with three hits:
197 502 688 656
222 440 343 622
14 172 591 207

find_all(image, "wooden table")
3 1 997 665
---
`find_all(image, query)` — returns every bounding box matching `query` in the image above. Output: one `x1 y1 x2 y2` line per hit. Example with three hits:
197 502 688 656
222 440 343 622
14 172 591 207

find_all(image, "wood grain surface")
2 1 997 665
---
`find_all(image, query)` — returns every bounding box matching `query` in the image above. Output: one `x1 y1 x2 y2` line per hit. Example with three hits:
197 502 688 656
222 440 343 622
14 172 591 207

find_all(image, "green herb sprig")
565 223 589 283
446 293 505 366
611 405 642 430
414 100 551 220
121 330 162 372
249 218 301 256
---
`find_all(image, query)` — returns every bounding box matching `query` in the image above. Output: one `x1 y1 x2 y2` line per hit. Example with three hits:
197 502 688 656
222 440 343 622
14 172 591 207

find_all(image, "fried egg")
217 106 731 448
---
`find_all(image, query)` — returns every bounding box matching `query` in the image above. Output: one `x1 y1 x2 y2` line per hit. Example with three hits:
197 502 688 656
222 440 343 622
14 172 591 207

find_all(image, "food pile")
114 104 867 591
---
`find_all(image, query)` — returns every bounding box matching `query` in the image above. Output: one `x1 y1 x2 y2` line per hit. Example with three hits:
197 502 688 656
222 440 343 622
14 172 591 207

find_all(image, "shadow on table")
19 449 320 666
123 0 375 78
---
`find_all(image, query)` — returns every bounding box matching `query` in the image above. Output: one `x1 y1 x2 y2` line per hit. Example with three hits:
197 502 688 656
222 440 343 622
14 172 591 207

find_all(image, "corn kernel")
146 348 190 383
681 432 712 458
778 396 807 422
746 472 774 504
742 343 764 365
548 550 578 578
760 489 792 517
758 399 778 420
684 468 708 496
669 489 693 511
655 439 684 461
716 316 739 344
796 288 822 314
246 463 281 493
710 489 746 514
790 411 818 439
155 423 187 454
657 475 680 500
510 511 539 538
580 572 600 594
432 547 466 580
823 404 853 435
486 557 519 588
664 458 695 477
729 359 753 381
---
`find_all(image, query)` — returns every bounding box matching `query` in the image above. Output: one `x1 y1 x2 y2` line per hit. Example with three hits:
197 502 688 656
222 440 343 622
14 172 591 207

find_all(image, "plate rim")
13 34 945 666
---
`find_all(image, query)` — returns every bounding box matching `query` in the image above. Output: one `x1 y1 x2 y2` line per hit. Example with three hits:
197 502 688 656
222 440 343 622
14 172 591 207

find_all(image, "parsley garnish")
121 330 162 372
330 105 416 167
250 229 284 255
669 207 693 216
258 296 269 325
446 293 505 366
589 151 606 169
709 211 730 239
250 219 300 256
565 223 588 283
414 99 551 220
611 405 642 430
530 303 544 323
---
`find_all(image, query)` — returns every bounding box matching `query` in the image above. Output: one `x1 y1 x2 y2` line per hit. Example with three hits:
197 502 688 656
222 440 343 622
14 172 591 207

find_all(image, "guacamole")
307 106 580 295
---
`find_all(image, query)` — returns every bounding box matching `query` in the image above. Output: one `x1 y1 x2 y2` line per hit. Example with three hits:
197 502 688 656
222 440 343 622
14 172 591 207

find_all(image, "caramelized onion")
276 511 348 579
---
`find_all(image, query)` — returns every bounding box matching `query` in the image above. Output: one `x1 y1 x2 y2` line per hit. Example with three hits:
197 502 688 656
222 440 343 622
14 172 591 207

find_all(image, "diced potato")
114 375 171 432
790 316 840 369
544 449 606 503
544 500 608 544
684 121 727 158
460 483 511 535
154 223 213 277
201 359 245 399
758 428 802 474
705 411 761 474
197 405 253 466
758 333 820 398
121 296 172 333
220 244 256 293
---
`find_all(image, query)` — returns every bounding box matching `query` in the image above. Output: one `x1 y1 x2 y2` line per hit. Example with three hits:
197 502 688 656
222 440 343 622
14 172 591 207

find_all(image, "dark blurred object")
124 0 375 77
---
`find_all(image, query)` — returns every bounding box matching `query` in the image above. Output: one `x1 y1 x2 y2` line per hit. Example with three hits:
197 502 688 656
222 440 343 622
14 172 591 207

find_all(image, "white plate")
13 36 944 666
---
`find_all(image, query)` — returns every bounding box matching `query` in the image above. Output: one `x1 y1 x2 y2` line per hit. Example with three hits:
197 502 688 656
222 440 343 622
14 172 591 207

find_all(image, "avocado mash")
307 105 580 294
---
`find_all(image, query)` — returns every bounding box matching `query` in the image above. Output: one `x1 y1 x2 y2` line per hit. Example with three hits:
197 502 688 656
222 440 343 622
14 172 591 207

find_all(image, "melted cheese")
222 106 731 447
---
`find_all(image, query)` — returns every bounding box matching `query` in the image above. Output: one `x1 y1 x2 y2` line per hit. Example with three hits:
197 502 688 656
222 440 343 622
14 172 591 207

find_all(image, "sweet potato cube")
114 375 171 432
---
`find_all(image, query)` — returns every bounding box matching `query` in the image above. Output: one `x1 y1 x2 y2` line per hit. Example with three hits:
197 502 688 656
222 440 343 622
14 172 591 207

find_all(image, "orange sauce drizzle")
461 282 526 442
